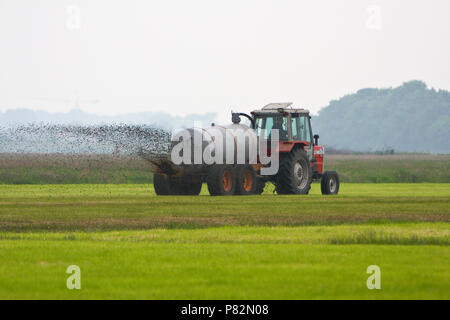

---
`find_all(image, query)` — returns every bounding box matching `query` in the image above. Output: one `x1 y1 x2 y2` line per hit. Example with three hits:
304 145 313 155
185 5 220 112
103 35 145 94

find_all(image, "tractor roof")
252 102 310 115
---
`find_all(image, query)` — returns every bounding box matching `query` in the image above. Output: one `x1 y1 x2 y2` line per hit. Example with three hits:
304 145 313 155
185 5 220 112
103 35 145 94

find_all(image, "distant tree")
311 81 450 153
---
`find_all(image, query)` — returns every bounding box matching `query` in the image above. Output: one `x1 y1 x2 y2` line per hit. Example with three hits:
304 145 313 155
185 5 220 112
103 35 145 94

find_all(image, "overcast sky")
1 0 449 123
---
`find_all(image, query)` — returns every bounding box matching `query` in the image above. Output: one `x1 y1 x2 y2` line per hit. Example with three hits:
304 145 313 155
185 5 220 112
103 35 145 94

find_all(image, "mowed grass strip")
0 224 448 299
1 223 449 245
0 184 449 231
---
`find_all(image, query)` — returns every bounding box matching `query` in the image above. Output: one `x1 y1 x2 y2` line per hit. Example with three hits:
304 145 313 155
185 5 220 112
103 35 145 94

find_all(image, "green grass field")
0 183 449 299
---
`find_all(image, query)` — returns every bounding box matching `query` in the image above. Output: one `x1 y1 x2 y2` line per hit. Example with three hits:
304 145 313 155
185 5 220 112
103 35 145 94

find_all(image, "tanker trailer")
150 103 340 196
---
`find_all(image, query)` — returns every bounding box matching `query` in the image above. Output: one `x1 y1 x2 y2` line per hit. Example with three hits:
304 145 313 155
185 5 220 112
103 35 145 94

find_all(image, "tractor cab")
250 102 314 158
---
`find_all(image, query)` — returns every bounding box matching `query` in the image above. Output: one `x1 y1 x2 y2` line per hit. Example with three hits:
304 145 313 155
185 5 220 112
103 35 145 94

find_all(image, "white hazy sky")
1 0 450 123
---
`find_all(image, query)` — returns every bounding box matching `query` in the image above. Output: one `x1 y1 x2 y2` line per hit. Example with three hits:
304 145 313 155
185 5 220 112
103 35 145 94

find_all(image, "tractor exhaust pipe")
314 134 319 145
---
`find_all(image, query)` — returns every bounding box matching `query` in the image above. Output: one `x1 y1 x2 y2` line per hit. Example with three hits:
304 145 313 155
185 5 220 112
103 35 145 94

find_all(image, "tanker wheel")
186 181 203 195
235 165 257 195
154 173 202 195
254 177 266 195
153 173 171 195
321 171 340 195
171 180 203 195
207 165 236 196
276 148 312 195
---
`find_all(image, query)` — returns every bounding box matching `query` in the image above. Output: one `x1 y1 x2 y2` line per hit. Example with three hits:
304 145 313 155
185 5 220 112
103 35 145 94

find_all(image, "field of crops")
0 183 449 299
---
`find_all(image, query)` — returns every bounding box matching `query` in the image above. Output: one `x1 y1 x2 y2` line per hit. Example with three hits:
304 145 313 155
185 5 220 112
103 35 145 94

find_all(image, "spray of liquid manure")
0 123 172 183
4 123 170 155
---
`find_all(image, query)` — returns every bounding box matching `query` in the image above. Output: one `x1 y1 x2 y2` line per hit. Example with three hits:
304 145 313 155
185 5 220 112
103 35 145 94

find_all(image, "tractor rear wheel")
321 171 340 195
276 148 312 194
207 165 236 196
235 165 257 195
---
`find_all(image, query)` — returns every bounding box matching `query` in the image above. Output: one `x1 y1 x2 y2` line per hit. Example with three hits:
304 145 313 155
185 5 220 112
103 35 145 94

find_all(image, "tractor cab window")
255 115 288 140
291 117 299 140
291 115 311 142
301 116 311 142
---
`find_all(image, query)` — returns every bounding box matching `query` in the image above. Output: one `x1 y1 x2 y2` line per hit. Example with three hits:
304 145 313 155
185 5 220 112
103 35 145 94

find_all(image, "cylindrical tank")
170 123 258 166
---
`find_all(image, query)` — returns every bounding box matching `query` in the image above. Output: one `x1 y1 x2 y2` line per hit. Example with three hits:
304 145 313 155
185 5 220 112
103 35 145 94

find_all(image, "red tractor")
152 103 339 196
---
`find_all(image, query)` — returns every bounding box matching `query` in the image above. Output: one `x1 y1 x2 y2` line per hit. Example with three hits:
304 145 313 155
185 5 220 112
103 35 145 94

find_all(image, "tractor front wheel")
321 171 340 195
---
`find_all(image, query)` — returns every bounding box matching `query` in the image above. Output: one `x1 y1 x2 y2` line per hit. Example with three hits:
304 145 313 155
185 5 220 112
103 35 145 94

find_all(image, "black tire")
254 177 266 195
235 165 257 195
153 173 171 195
207 165 236 196
186 182 203 195
321 171 340 195
154 173 202 195
276 148 312 194
171 180 203 195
